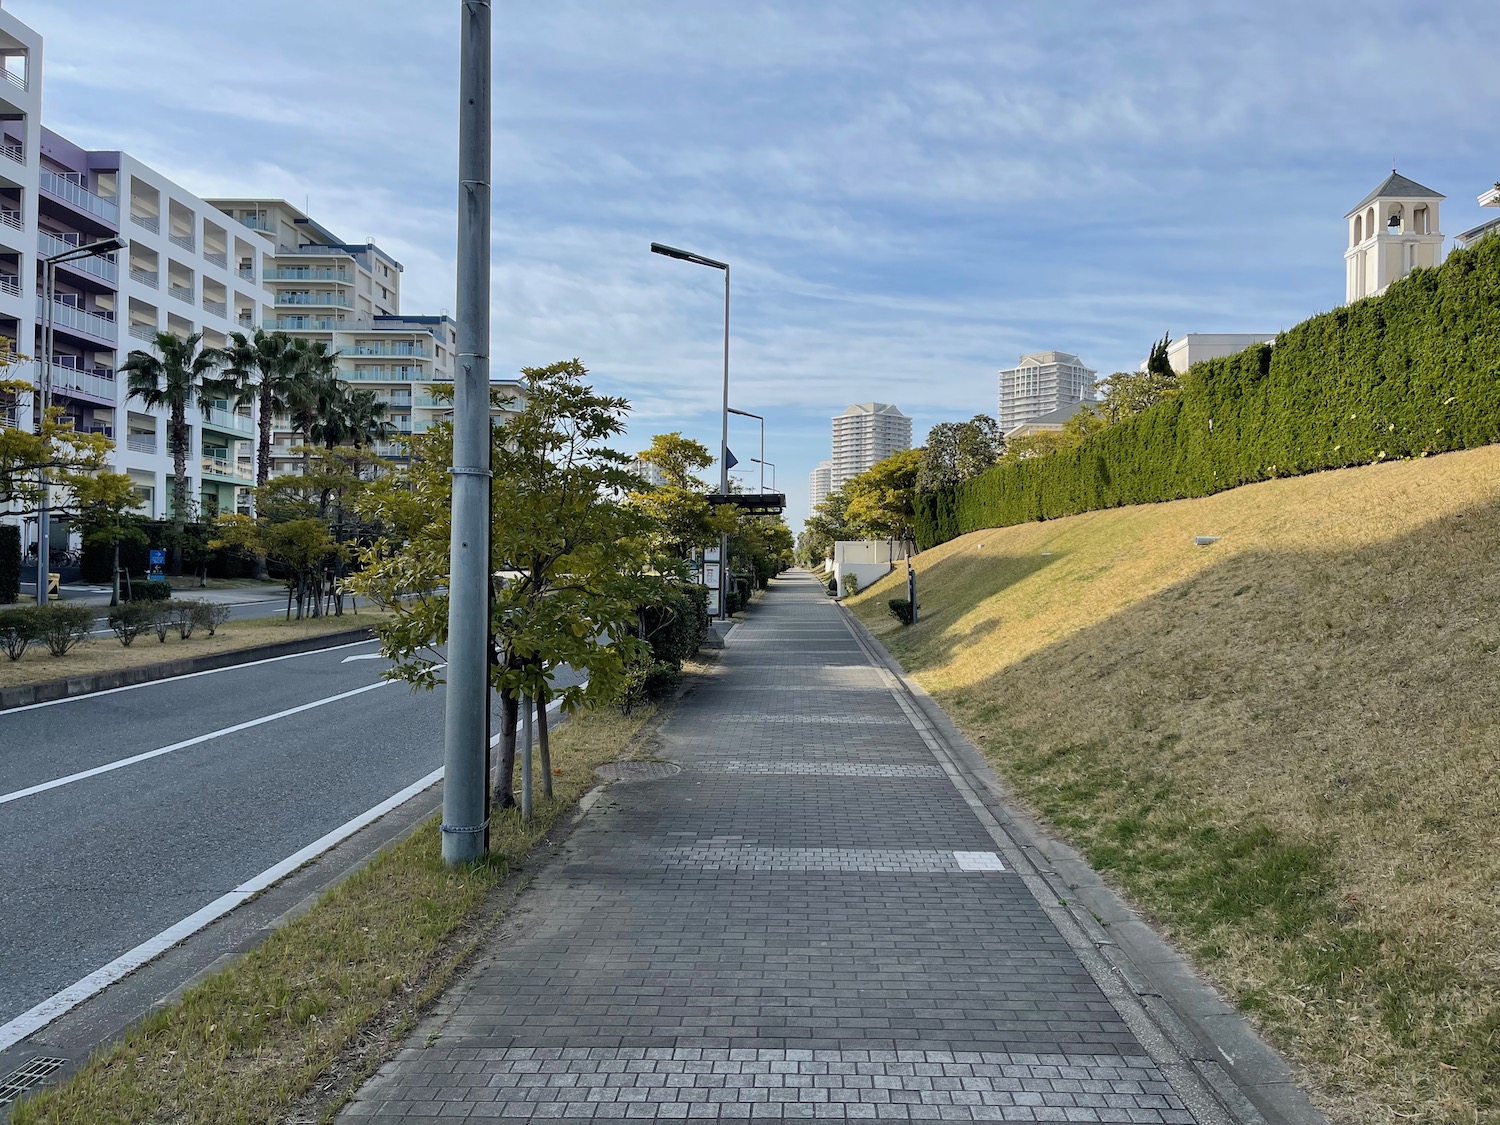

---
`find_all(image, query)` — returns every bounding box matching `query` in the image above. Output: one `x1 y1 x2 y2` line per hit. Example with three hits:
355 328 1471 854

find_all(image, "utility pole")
441 0 492 866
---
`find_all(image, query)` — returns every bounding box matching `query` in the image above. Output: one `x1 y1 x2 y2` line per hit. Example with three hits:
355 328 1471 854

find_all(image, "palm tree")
289 340 343 476
121 331 228 571
333 388 395 450
221 329 304 488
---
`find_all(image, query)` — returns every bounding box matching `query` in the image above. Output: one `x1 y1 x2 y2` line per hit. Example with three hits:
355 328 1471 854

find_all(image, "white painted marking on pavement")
0 763 447 1053
341 653 384 663
0 638 379 715
953 850 1007 871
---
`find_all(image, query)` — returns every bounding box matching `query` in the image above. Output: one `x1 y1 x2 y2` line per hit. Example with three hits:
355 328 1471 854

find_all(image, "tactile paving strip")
688 761 945 778
582 847 1008 873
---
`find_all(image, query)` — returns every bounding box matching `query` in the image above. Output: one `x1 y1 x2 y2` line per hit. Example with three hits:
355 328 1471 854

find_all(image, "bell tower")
1345 171 1445 303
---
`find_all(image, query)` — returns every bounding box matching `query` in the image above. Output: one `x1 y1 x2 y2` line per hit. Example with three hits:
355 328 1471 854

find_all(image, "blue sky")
16 0 1500 529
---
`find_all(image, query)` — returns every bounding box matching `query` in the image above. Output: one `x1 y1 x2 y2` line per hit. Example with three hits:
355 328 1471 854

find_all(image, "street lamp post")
727 407 764 492
35 236 124 604
751 458 776 490
651 241 731 620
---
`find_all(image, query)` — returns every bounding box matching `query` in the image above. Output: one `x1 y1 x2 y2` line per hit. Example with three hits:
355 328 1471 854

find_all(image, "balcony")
129 323 157 343
168 283 194 304
130 212 159 234
39 231 120 284
2 140 22 165
45 360 116 404
0 274 17 297
168 232 195 253
40 171 120 223
202 454 254 482
237 266 255 280
238 215 273 233
38 295 118 343
414 394 453 409
2 68 27 93
344 366 422 382
263 267 353 283
0 209 21 231
275 292 353 308
204 251 227 269
128 266 158 288
270 316 340 331
204 298 227 318
126 432 156 454
349 343 428 357
203 405 253 436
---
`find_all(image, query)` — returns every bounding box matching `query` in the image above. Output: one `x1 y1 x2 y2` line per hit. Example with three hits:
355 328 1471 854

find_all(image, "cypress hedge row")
916 232 1500 548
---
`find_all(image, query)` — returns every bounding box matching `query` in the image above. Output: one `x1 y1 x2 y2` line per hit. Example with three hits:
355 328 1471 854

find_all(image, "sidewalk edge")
837 604 1329 1125
0 625 375 711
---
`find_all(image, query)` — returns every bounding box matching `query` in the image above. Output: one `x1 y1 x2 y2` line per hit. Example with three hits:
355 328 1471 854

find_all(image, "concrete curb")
837 604 1330 1125
0 625 376 711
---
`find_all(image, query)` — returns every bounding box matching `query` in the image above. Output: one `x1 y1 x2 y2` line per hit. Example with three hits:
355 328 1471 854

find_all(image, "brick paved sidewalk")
341 573 1208 1124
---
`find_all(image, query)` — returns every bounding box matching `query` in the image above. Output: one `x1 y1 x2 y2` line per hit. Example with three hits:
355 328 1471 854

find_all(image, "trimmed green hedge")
917 234 1500 547
0 524 18 604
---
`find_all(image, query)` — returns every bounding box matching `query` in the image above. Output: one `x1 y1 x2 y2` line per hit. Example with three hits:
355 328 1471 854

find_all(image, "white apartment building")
208 199 516 469
1456 184 1500 249
1345 171 1445 303
997 351 1096 436
809 460 832 512
830 403 910 491
1142 334 1276 375
0 0 274 540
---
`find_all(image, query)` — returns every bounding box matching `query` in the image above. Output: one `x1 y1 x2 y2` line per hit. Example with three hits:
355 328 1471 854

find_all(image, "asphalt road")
0 640 581 1031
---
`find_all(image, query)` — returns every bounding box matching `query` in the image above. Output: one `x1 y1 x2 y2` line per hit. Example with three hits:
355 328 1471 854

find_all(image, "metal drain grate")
0 1056 66 1106
594 761 682 782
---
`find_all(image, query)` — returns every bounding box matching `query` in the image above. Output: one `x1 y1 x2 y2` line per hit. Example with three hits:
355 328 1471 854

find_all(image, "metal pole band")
440 819 491 835
449 466 494 478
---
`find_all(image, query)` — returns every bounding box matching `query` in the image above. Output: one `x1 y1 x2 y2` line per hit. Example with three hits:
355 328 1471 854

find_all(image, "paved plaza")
340 572 1218 1123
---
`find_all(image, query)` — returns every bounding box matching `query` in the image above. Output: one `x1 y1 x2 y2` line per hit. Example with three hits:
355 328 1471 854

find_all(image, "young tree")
121 331 229 570
801 488 853 567
353 360 651 815
69 471 147 605
919 414 1001 490
626 432 732 562
844 448 923 543
1091 333 1179 426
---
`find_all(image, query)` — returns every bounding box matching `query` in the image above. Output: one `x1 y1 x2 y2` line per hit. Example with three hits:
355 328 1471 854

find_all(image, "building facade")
997 351 1096 436
1345 171 1444 303
1146 334 1277 375
830 404 910 491
1456 184 1500 249
808 459 832 512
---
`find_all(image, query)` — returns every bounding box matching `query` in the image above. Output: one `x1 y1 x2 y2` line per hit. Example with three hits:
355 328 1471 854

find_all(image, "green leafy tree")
1091 333 1179 426
121 331 229 569
69 471 147 605
844 448 924 543
800 488 853 567
352 360 650 816
626 432 732 562
918 415 1001 491
220 329 303 488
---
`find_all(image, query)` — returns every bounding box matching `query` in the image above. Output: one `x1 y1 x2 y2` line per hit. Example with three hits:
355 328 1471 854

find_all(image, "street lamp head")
650 241 728 271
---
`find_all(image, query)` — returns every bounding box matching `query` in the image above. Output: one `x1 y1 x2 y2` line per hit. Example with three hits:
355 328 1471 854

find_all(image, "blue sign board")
149 549 166 566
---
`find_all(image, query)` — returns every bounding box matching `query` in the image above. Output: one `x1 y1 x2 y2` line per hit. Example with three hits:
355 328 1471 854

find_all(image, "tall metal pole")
441 0 492 866
719 268 730 621
35 262 54 603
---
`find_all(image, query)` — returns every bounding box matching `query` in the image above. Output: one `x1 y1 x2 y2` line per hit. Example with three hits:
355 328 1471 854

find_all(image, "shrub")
0 606 39 661
152 601 174 643
36 603 95 657
168 599 201 640
640 579 707 669
193 601 232 636
123 578 172 603
915 233 1500 548
888 598 914 625
0 524 19 604
107 602 154 647
842 572 861 597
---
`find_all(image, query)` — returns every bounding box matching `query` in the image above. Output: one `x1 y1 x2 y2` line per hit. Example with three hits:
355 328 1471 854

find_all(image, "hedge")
80 521 258 583
916 232 1500 548
0 524 19 604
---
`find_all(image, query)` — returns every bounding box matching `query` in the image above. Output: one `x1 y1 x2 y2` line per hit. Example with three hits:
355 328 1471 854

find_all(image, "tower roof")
1347 171 1445 217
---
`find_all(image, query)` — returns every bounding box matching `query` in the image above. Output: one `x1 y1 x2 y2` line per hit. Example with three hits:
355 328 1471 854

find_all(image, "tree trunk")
110 540 120 607
537 691 552 799
253 385 271 581
170 406 188 575
493 685 520 810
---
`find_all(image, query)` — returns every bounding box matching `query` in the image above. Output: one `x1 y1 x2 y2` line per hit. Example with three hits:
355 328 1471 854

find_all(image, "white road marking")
0 638 379 715
0 677 399 805
0 763 447 1053
341 653 384 663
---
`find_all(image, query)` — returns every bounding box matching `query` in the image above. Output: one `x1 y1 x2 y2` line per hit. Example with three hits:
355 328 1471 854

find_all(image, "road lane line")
0 763 447 1053
0 679 395 805
0 638 379 715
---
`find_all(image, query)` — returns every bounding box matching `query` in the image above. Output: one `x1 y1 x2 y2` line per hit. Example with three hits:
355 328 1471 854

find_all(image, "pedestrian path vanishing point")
342 572 1202 1124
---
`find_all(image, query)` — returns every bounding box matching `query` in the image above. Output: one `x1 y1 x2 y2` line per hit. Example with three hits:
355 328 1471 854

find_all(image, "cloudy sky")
15 0 1500 528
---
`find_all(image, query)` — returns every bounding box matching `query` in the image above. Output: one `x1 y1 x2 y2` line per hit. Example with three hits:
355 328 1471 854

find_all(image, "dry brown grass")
11 700 656 1125
0 610 381 691
849 446 1500 1125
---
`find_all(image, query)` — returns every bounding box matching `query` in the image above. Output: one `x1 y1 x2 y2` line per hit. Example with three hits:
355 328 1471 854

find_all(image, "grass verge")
10 701 657 1125
847 446 1500 1125
0 611 381 691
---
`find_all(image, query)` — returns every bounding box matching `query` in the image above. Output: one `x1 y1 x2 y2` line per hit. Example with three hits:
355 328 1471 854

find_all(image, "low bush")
842 572 861 597
0 606 39 661
36 603 95 657
194 601 232 636
170 600 201 640
123 578 172 603
887 598 914 625
152 602 174 643
107 602 155 647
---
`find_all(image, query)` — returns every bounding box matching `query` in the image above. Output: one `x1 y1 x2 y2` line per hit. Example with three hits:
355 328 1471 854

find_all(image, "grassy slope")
848 447 1500 1125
